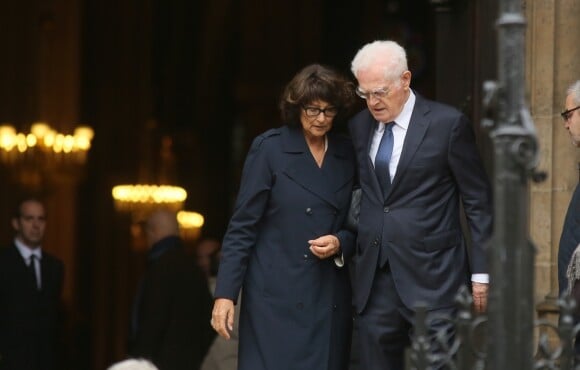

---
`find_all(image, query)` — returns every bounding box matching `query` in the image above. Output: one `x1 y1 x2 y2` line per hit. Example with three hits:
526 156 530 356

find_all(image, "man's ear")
401 70 412 89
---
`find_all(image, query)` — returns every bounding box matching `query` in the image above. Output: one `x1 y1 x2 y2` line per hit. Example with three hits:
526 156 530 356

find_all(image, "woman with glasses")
211 64 356 370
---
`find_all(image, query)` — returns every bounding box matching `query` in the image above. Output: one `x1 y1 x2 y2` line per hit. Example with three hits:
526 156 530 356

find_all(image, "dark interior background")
0 0 497 368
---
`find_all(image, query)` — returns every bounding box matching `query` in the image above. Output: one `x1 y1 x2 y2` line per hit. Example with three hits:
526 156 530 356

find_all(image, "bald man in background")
129 209 215 370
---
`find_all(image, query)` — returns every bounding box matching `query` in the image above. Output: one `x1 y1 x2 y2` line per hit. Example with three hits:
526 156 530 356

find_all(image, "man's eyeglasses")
302 106 338 118
561 105 580 122
355 86 392 100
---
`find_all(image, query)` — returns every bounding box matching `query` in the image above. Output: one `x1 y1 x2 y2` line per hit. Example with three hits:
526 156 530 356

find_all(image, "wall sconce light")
0 122 94 167
177 210 204 241
111 184 187 219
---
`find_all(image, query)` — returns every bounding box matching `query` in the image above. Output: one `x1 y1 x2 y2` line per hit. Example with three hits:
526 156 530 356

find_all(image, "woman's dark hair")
279 64 356 127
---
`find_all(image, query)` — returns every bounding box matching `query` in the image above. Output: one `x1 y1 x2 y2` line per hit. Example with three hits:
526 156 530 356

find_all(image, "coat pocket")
422 230 462 252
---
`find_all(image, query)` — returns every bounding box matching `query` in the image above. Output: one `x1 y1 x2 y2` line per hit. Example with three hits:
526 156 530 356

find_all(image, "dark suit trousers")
356 264 456 370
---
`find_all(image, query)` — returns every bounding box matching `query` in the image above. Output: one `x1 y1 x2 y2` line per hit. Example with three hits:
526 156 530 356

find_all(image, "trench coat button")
333 304 337 311
306 207 313 215
303 254 308 259
372 239 379 246
297 302 304 310
383 207 390 213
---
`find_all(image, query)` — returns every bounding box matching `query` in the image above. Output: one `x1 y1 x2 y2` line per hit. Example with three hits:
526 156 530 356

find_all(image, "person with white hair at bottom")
107 358 158 370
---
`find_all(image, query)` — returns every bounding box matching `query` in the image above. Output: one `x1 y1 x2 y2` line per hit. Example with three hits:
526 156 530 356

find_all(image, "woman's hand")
308 235 341 259
211 298 235 339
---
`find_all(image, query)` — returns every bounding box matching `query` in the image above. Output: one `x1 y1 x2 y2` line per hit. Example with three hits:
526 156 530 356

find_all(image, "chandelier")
111 184 188 214
111 128 193 224
111 123 204 243
0 122 94 168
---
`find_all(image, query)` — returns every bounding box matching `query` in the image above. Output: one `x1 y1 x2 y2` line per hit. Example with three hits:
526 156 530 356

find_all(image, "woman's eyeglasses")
302 106 338 118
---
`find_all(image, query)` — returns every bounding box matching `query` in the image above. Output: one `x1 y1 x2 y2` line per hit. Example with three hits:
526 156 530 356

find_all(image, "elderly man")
347 40 493 369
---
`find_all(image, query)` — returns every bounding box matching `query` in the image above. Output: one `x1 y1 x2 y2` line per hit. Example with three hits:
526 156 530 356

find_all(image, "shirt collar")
14 238 42 261
376 91 416 132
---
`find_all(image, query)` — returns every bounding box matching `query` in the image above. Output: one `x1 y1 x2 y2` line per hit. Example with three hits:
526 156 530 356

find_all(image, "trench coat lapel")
281 127 350 208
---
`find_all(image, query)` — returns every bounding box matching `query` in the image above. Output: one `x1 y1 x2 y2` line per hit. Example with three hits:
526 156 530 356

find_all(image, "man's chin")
370 111 393 123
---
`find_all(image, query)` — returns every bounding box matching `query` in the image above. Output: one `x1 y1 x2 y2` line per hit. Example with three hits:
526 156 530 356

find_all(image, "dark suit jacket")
558 183 580 295
348 93 493 313
0 245 64 370
130 236 215 370
214 125 356 370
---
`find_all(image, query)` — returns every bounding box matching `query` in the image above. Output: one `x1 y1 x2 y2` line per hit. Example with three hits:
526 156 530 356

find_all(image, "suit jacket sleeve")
448 114 493 274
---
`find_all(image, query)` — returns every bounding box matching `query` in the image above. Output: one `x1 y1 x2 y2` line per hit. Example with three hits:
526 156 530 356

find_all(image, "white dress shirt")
369 92 415 181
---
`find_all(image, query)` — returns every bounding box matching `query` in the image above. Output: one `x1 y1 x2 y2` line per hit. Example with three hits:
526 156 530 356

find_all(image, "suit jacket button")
373 240 378 246
383 207 390 213
306 207 313 215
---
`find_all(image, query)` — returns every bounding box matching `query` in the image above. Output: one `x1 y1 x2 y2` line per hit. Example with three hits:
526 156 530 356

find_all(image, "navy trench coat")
214 125 356 370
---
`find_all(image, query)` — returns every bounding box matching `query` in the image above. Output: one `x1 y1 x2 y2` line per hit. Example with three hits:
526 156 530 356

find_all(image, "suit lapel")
322 133 355 194
40 257 51 291
388 95 430 196
281 127 350 208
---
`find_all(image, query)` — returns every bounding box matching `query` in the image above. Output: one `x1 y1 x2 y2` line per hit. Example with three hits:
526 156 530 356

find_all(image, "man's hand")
308 235 340 259
472 282 488 313
211 298 235 339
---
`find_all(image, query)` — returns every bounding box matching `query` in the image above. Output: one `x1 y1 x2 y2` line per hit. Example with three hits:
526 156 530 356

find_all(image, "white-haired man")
347 40 493 369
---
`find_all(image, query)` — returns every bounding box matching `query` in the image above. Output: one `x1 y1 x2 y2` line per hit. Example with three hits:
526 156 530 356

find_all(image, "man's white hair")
107 359 158 370
351 40 408 82
567 80 580 105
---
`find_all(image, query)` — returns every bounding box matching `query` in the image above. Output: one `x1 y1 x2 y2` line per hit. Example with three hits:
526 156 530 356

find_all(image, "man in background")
558 79 580 298
197 238 239 370
557 80 580 355
108 358 158 370
0 197 64 370
129 209 214 370
195 238 221 280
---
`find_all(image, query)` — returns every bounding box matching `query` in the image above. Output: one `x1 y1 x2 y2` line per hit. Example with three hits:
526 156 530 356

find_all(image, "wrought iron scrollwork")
408 291 580 369
407 287 487 370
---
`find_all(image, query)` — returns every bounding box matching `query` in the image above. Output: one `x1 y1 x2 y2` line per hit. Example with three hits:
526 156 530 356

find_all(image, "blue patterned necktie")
375 122 394 194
